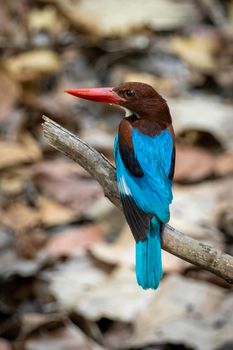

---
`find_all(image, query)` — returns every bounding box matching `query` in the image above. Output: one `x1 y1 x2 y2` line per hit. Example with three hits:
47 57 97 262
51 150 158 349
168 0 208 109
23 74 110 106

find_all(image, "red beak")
65 87 122 104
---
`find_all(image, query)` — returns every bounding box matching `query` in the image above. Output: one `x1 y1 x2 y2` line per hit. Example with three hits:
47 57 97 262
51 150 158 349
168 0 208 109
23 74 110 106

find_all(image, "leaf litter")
0 1 232 349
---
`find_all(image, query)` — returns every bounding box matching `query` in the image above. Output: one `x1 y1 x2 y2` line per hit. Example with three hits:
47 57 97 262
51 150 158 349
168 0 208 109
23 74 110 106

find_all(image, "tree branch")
42 116 233 284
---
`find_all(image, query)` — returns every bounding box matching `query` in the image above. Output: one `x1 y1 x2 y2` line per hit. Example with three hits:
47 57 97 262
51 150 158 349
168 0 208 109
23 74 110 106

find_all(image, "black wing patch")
120 194 152 242
119 140 144 178
168 146 176 180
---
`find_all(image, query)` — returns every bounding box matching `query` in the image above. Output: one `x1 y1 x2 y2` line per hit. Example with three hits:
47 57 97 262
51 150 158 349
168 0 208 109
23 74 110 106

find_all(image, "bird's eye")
125 89 135 97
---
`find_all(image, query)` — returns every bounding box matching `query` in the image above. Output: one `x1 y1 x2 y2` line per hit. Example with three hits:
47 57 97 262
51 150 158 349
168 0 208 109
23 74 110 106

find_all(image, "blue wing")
114 128 174 233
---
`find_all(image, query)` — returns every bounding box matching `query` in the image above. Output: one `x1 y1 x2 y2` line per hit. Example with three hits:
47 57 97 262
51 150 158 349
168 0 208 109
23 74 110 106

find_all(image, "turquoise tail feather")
136 217 162 289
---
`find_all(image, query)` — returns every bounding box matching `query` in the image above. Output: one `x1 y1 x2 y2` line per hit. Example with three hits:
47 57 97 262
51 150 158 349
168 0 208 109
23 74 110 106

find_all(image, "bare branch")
42 116 233 284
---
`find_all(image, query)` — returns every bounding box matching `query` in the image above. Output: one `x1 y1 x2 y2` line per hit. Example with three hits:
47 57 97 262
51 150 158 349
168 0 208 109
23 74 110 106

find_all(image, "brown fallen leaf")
36 196 76 227
214 152 233 176
76 267 154 322
5 50 61 82
20 313 66 338
0 2 27 49
170 96 233 151
0 248 47 278
171 34 218 73
162 251 190 273
54 0 200 37
175 143 215 182
130 274 232 350
0 167 30 197
22 76 82 124
0 69 20 124
24 325 104 350
32 160 89 179
185 269 232 289
0 339 11 350
170 178 233 249
0 201 48 258
27 6 67 36
0 228 12 251
101 321 133 350
45 224 104 257
0 202 40 233
49 253 108 309
0 133 42 170
90 224 135 268
85 196 125 237
33 162 102 213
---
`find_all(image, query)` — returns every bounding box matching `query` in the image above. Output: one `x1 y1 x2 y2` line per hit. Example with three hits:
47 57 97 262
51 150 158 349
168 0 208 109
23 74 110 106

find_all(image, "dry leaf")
0 133 42 169
0 229 12 251
0 339 11 350
130 274 232 350
0 202 47 258
49 253 108 309
36 196 76 227
32 160 89 179
0 2 27 48
0 69 20 124
45 225 104 257
55 0 200 37
175 144 215 182
170 96 233 151
21 313 65 338
170 179 233 249
25 325 104 350
76 267 154 322
171 35 218 72
214 153 233 176
91 224 135 267
162 251 190 273
0 167 29 196
5 50 61 82
0 202 40 232
0 249 47 278
27 6 66 35
33 163 102 213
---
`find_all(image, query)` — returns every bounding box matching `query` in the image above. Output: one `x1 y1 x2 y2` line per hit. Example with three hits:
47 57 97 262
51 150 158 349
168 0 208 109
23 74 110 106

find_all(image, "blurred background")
0 0 233 349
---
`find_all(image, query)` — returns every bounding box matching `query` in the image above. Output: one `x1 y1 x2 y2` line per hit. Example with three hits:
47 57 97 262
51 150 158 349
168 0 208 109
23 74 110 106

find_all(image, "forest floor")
0 1 233 349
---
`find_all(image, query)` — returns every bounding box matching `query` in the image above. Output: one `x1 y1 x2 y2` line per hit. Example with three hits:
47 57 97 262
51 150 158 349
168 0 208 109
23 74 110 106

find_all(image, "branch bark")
42 116 233 284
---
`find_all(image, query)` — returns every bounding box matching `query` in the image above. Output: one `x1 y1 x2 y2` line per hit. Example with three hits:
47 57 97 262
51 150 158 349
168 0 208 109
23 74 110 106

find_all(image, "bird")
65 82 175 290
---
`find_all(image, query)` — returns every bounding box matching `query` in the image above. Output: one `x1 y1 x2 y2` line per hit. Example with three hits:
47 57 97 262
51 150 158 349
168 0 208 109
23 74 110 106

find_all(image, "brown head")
65 82 172 127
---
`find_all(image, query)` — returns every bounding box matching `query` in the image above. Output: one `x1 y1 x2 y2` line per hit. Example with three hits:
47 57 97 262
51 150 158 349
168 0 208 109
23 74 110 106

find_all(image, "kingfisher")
65 82 175 289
